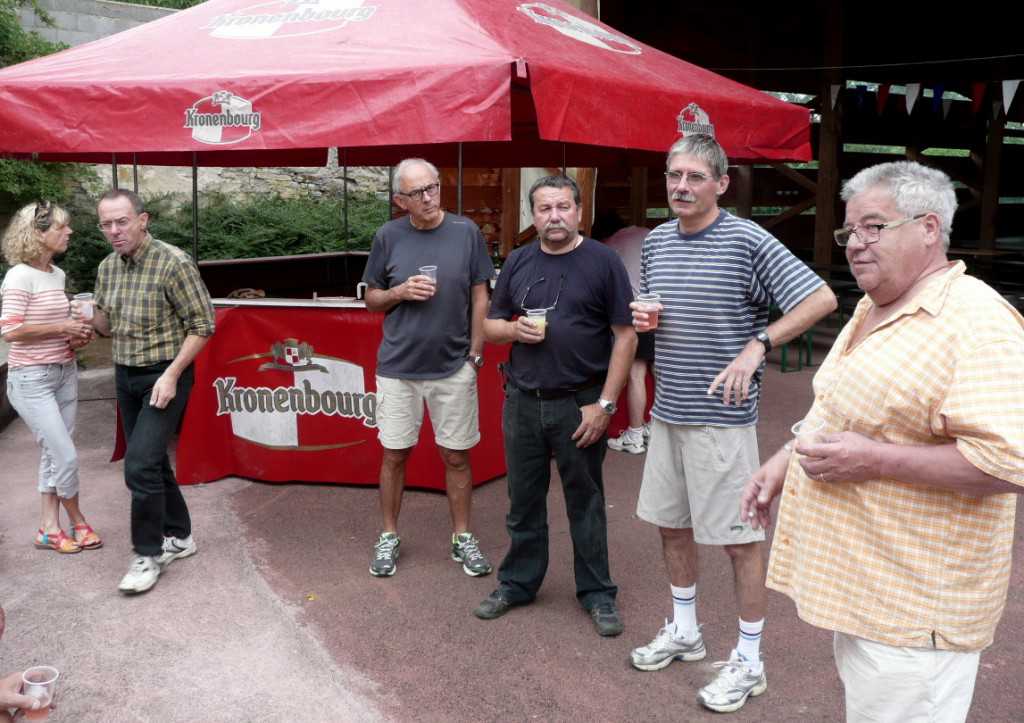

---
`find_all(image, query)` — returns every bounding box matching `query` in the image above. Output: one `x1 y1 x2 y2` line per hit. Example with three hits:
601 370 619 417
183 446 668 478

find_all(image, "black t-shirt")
362 213 494 379
489 237 633 390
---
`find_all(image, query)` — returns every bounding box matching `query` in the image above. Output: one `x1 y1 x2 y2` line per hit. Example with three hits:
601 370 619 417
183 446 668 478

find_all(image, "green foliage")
0 0 63 66
53 193 389 293
124 0 204 8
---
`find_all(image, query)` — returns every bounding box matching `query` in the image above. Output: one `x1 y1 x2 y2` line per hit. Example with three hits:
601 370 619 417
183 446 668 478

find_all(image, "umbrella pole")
111 155 118 190
191 152 199 261
457 142 463 215
132 153 139 193
342 148 349 245
561 143 566 176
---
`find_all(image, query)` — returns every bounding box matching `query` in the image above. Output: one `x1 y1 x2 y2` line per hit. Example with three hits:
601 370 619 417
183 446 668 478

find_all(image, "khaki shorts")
376 362 480 450
636 419 763 545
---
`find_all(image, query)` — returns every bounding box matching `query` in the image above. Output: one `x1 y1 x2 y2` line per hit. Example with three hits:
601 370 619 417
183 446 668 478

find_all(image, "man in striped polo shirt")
628 134 836 713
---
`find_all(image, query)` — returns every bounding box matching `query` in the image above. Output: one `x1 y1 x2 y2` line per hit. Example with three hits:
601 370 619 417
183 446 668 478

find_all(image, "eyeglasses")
520 274 566 312
97 216 134 232
396 182 441 202
833 214 926 247
664 170 712 187
33 200 53 231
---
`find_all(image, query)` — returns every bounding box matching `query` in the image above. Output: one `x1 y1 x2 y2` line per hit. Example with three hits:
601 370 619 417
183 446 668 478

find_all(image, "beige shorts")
636 419 763 545
375 362 480 451
834 632 979 723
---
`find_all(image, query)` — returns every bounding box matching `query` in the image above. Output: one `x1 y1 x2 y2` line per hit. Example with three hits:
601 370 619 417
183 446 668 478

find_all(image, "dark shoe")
474 590 514 620
590 601 624 637
451 532 493 577
369 532 400 577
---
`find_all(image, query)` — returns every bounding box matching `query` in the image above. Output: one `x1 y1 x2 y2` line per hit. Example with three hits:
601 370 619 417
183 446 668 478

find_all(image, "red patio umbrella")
0 0 810 166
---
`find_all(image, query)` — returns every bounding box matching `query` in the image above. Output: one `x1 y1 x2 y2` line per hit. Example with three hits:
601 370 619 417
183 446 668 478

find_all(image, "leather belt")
514 374 605 400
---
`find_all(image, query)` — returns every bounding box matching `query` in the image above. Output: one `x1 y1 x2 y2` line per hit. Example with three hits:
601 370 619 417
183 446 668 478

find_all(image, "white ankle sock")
670 584 698 638
736 617 764 665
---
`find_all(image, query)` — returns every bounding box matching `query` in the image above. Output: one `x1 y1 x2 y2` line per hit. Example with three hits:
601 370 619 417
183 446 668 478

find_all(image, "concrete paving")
1 363 1022 722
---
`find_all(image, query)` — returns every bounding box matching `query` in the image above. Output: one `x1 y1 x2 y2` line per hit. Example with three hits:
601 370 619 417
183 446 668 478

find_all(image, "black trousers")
115 362 193 557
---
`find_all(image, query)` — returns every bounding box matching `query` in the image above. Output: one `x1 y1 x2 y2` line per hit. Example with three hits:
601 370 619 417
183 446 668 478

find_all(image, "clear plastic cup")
22 666 59 720
525 308 547 338
635 292 661 330
73 292 94 320
418 265 438 285
788 417 825 452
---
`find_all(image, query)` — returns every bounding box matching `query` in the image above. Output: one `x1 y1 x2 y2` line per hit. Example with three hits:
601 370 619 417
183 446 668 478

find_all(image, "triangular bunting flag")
993 98 1003 118
906 83 921 114
876 84 890 114
971 82 987 114
830 84 841 109
1003 80 1021 113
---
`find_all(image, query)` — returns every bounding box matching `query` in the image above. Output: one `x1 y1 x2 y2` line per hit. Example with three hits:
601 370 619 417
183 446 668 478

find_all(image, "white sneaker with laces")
697 649 767 713
157 535 197 568
630 620 706 670
118 555 161 594
608 430 646 455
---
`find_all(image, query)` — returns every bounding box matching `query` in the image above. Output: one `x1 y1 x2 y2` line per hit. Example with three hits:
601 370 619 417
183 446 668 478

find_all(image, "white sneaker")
608 431 646 455
697 649 767 713
118 555 161 594
642 422 651 442
157 535 197 568
630 620 706 670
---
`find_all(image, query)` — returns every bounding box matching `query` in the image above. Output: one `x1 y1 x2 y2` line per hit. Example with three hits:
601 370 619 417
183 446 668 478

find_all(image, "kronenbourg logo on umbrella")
203 0 377 40
517 3 641 55
213 338 377 451
677 103 715 138
184 90 262 146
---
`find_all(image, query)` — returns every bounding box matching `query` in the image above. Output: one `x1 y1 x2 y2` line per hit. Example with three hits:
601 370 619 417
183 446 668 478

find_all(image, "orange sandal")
34 528 81 554
71 523 103 550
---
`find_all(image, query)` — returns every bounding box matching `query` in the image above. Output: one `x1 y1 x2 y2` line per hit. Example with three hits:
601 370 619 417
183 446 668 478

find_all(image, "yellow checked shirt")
94 235 215 367
767 261 1024 652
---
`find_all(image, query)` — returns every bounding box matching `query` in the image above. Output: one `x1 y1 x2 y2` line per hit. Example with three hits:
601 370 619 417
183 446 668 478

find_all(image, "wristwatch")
469 354 484 368
598 398 617 415
754 330 772 353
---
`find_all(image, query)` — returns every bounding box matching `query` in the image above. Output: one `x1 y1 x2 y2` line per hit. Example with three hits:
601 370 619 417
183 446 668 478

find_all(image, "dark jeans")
497 384 617 610
115 361 193 557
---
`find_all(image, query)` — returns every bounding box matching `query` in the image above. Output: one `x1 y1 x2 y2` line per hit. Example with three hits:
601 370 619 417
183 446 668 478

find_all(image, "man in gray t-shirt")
361 158 494 580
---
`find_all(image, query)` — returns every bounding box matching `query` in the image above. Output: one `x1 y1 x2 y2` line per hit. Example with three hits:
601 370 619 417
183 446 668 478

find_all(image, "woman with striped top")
1 201 101 554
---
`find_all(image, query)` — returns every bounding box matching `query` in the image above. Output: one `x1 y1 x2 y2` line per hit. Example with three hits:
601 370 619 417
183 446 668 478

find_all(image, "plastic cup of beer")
418 265 438 285
73 292 94 320
525 308 547 339
789 417 825 453
22 665 59 720
636 292 661 331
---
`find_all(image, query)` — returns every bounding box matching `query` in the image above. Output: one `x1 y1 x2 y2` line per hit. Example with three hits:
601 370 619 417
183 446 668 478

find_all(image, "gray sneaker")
369 532 400 577
697 649 767 713
157 535 197 568
451 532 493 576
630 620 707 671
118 555 161 594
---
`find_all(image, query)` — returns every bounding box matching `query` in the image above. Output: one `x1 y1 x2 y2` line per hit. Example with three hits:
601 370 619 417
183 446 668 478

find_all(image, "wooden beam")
499 167 520 258
735 165 753 219
979 114 1005 246
769 162 818 194
629 166 649 226
577 167 596 236
763 196 816 231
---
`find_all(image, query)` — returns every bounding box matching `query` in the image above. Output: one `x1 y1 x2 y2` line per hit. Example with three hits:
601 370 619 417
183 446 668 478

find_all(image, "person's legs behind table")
115 362 195 594
834 632 980 723
424 362 491 576
475 386 552 620
549 384 622 636
371 373 426 577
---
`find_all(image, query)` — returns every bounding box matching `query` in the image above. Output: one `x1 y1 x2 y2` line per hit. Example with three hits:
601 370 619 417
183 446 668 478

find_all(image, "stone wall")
18 0 175 47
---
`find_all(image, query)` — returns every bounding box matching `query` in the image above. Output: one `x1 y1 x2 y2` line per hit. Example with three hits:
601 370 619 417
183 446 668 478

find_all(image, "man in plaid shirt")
86 189 215 595
743 161 1024 722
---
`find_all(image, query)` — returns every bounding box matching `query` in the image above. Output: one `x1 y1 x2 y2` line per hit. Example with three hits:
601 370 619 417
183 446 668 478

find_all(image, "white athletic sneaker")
157 535 197 568
608 430 646 455
118 555 161 594
697 649 767 713
630 620 706 670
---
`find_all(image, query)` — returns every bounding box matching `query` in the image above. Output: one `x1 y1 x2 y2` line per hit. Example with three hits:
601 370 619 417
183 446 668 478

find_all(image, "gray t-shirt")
362 213 494 380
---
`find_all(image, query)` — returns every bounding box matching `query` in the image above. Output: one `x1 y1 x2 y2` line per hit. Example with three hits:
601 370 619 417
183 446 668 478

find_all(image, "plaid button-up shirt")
94 235 215 367
767 262 1024 652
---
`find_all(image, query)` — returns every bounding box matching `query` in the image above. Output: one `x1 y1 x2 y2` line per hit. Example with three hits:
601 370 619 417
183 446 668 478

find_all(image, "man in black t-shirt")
473 175 637 637
361 158 494 579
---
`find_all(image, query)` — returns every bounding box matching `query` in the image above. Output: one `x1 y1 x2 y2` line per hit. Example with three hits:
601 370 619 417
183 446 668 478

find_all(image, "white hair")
666 133 728 179
841 161 956 249
392 158 439 194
